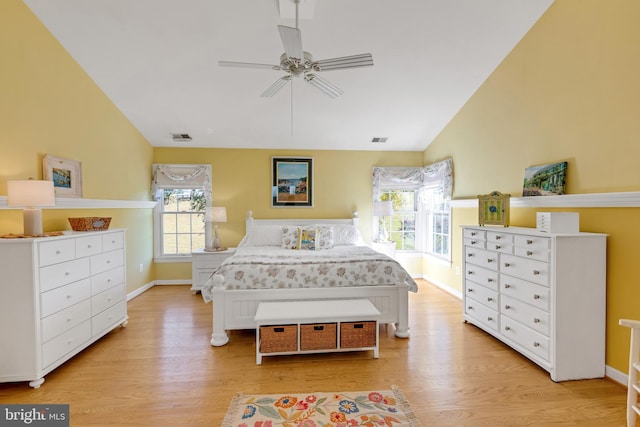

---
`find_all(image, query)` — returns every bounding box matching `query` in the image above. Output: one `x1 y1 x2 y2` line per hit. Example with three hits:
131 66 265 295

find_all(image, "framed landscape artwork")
523 161 567 196
43 155 83 198
272 157 313 207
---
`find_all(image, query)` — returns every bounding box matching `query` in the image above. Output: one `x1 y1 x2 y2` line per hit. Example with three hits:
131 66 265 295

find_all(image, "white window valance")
151 164 212 202
372 158 453 200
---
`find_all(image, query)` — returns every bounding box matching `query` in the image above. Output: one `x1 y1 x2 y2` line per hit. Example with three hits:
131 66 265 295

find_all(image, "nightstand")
371 241 396 258
191 248 236 293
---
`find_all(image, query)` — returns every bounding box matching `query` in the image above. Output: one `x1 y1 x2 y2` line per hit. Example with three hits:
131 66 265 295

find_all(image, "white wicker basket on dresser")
462 226 607 382
0 229 128 388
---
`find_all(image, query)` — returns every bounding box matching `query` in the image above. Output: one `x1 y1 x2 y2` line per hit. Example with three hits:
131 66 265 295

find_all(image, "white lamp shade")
373 200 393 217
207 206 227 223
7 180 55 207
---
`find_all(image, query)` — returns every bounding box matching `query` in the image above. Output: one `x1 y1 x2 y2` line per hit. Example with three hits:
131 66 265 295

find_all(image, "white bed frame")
209 211 410 346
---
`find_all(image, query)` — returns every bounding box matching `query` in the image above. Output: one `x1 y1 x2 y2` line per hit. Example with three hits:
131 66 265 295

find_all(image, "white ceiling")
23 0 554 151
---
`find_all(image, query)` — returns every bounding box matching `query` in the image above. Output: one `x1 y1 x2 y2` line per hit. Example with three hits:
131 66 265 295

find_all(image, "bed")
201 211 418 346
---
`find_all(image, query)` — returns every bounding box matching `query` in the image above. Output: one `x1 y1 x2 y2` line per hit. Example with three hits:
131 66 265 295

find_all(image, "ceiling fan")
218 0 374 99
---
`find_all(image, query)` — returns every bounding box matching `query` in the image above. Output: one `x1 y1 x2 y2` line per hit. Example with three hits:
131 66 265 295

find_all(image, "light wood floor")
0 280 628 426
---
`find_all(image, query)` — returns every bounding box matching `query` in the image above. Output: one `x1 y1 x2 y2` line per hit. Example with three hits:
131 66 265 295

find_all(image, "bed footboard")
210 281 410 346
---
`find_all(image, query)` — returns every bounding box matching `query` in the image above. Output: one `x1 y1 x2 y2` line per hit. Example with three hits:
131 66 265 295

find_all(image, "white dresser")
190 248 235 293
0 229 128 388
462 226 606 382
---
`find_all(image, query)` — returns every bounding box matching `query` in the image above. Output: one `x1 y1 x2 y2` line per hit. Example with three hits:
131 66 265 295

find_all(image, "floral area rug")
222 385 421 427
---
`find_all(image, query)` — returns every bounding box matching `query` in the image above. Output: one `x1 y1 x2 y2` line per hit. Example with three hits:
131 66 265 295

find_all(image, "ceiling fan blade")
312 53 374 71
304 74 344 98
219 61 281 71
261 76 291 97
278 25 303 60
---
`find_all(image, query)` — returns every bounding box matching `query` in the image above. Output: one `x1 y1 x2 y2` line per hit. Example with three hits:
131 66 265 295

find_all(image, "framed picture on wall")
43 155 83 198
271 157 313 207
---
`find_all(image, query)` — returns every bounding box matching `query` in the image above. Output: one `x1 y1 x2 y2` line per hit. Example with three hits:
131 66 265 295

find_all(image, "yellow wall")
153 148 423 279
423 0 640 375
0 1 155 291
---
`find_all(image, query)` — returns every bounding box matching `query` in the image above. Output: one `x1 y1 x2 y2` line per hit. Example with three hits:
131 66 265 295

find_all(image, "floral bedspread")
202 245 418 298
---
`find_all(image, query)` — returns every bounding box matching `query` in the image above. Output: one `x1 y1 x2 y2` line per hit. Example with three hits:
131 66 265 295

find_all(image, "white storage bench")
254 299 381 364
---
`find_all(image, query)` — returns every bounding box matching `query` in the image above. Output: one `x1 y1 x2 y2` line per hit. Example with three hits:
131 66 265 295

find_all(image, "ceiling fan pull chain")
291 78 294 136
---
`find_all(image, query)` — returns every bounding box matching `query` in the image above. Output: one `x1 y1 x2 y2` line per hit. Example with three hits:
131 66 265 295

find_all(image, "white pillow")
315 225 334 250
244 225 283 246
330 224 363 245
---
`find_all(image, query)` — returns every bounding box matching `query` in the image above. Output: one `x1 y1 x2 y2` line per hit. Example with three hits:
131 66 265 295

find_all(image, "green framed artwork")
478 191 510 227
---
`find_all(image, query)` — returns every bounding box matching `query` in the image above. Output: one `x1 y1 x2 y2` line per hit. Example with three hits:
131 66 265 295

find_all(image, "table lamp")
209 206 227 251
7 180 55 236
373 200 392 242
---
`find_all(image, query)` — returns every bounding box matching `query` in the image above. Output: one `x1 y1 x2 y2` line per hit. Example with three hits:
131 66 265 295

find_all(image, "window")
152 164 211 260
380 190 417 251
423 186 450 259
372 159 452 260
159 188 206 255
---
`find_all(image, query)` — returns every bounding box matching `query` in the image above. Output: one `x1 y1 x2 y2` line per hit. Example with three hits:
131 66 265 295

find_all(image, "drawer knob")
468 288 474 292
532 270 540 275
533 341 540 347
487 278 493 283
467 253 474 257
534 318 541 323
533 294 540 300
468 305 473 310
496 236 501 240
495 245 501 249
504 263 511 268
505 326 511 331
504 284 511 289
527 240 533 245
65 272 70 276
526 251 533 256
487 297 493 302
66 295 72 299
87 245 92 248
471 232 477 236
504 305 511 310
487 317 493 321
467 271 474 275
56 250 61 255
107 260 111 264
471 240 477 245
487 258 493 263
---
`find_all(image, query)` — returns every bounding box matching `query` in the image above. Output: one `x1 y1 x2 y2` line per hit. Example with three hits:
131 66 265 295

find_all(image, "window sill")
154 255 192 263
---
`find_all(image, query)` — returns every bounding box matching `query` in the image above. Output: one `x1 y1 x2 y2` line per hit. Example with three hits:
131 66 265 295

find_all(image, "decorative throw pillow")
297 227 319 250
315 225 334 250
281 226 299 249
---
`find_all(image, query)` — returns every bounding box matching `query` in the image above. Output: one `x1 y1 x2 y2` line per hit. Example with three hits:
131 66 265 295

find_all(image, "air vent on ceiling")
371 137 388 143
172 133 192 142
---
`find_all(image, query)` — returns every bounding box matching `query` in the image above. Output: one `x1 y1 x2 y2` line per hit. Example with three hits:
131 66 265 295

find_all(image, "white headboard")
245 210 359 230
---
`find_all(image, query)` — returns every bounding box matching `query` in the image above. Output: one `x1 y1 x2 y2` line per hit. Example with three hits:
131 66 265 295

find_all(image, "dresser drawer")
39 239 75 267
75 235 103 258
464 228 486 241
91 266 125 295
465 265 499 291
465 281 498 311
501 274 550 311
465 296 499 333
501 254 550 286
42 320 91 368
41 278 91 318
502 294 550 336
501 315 550 362
41 299 91 343
102 232 124 252
92 301 127 336
487 231 513 245
514 235 551 261
90 249 124 275
465 247 499 271
486 240 513 254
92 283 126 315
40 258 91 292
464 238 485 249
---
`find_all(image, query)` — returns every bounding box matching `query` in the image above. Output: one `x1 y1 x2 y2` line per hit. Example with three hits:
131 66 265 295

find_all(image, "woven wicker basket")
300 323 337 351
259 325 298 353
68 217 112 231
340 321 377 348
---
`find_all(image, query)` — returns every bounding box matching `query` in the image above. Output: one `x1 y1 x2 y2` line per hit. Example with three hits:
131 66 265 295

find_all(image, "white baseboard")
421 274 462 300
153 280 192 286
127 281 155 301
606 365 627 387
